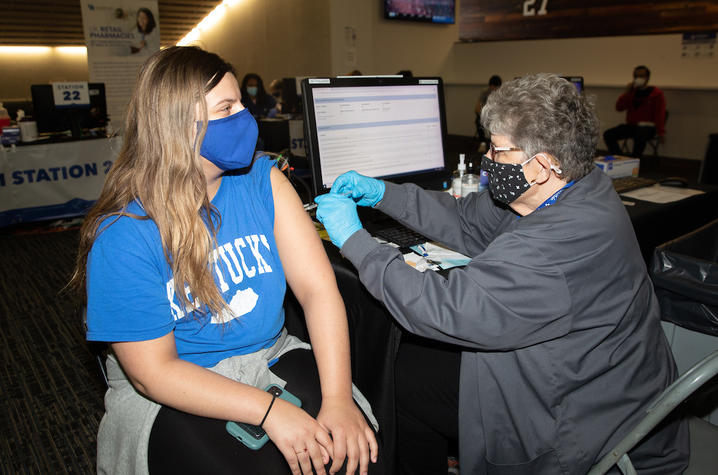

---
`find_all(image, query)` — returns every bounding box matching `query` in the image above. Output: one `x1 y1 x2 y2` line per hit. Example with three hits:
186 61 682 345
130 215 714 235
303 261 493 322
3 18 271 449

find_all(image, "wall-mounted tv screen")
385 0 455 24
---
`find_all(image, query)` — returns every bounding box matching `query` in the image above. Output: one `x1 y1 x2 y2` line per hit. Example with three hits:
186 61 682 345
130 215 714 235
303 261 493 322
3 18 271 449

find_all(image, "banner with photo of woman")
80 1 160 132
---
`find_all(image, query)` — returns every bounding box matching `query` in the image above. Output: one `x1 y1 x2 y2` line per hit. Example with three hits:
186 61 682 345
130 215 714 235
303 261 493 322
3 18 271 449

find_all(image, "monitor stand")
68 110 84 139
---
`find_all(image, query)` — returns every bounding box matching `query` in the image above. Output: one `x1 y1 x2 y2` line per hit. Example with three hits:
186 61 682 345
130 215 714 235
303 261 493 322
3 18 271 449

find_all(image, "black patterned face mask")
480 154 563 205
480 154 534 205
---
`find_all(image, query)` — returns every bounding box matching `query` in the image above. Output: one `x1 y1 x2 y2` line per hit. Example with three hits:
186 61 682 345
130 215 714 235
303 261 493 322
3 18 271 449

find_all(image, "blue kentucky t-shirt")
86 156 286 368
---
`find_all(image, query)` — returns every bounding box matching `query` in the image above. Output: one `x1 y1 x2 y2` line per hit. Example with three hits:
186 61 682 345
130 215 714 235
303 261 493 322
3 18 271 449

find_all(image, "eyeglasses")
488 143 523 159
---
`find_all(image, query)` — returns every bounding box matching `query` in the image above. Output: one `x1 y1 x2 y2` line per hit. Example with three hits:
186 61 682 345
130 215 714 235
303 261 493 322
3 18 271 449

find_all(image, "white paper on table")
410 242 471 270
402 252 439 272
373 236 400 248
620 185 704 204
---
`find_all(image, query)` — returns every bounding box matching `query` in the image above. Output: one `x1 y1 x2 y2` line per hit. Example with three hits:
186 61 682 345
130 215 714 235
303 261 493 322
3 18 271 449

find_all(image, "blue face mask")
199 108 258 170
247 86 258 97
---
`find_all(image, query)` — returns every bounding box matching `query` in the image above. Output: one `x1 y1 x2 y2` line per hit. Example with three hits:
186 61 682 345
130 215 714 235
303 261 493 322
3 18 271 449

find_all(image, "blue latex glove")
314 193 363 249
330 171 386 207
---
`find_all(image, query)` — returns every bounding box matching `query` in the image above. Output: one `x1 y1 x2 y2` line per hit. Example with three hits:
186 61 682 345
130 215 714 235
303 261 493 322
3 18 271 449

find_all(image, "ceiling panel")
0 0 223 47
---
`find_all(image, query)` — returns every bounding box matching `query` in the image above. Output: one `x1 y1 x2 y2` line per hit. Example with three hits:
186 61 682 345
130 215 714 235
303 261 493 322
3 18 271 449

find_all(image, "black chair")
619 111 669 158
83 307 109 387
699 133 718 185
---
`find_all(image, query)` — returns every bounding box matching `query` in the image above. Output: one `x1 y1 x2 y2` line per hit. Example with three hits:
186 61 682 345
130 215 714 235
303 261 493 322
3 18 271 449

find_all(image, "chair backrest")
588 349 718 475
83 307 109 387
699 133 718 185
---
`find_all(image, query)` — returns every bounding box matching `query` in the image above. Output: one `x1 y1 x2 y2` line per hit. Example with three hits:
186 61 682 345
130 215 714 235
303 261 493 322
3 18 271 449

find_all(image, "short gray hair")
480 73 599 181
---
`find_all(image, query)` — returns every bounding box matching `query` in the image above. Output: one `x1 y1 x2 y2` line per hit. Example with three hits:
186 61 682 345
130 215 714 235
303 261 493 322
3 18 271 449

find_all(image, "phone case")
225 384 302 450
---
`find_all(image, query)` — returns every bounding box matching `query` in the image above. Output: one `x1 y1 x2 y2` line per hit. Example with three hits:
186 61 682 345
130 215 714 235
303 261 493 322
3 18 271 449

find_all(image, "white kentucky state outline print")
211 287 259 324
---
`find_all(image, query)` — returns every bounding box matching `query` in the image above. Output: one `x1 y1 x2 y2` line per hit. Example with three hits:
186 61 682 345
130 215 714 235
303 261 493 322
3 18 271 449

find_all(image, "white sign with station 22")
51 82 91 107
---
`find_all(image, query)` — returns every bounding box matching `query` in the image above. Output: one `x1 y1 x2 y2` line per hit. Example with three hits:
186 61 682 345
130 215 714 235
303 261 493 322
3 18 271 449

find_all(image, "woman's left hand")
317 396 378 475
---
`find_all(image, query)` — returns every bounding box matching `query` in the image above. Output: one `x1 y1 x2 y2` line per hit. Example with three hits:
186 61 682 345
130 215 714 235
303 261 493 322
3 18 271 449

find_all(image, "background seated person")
603 65 666 158
240 73 278 119
314 73 688 474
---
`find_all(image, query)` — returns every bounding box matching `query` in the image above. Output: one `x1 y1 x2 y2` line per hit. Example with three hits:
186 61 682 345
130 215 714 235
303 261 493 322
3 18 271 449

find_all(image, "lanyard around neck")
536 180 575 211
516 180 576 220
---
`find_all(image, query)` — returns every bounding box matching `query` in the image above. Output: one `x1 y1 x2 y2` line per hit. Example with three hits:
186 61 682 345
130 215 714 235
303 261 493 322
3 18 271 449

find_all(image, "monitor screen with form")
560 76 584 93
302 76 448 196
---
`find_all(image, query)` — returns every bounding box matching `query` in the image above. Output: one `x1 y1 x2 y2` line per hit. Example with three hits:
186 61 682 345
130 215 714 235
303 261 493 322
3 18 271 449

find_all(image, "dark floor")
0 225 105 474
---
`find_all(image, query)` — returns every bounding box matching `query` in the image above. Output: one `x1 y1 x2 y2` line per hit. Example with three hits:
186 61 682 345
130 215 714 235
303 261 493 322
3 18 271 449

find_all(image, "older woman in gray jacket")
314 73 689 474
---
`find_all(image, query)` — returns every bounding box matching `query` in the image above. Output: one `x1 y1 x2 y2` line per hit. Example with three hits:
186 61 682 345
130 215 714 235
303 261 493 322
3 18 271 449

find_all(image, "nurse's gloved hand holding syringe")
315 171 386 248
314 193 363 248
330 171 385 207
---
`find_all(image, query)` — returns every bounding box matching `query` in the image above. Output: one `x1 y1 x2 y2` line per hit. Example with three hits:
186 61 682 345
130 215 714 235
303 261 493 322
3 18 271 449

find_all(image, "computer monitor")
281 77 302 116
30 83 108 138
561 76 584 93
301 76 449 197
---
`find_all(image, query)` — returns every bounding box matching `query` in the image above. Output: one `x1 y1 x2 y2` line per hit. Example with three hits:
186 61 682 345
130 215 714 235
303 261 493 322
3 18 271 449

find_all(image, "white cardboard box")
594 155 640 178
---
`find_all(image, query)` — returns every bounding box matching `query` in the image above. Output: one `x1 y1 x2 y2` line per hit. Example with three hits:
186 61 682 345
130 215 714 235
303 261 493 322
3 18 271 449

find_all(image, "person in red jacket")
603 65 666 158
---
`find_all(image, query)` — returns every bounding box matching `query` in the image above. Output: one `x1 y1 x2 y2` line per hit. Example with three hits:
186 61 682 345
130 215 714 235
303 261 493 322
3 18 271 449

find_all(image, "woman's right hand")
263 398 334 475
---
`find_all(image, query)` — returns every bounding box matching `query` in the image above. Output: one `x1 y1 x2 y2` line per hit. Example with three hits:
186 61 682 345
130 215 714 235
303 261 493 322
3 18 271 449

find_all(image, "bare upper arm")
269 167 340 304
111 331 179 394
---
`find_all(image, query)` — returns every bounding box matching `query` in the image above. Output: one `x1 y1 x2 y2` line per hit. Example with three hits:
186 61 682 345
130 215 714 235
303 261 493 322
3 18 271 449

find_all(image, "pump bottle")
461 160 479 197
451 154 466 198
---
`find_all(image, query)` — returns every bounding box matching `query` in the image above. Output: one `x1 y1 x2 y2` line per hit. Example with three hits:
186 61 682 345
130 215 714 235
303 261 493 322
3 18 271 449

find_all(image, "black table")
623 184 718 264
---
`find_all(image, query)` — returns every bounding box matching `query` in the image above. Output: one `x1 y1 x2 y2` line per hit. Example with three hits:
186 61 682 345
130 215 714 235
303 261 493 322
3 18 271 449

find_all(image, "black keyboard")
612 176 657 193
372 224 428 248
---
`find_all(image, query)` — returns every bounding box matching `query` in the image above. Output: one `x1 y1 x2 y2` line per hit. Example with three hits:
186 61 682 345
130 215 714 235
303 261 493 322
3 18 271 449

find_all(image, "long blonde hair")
71 46 235 319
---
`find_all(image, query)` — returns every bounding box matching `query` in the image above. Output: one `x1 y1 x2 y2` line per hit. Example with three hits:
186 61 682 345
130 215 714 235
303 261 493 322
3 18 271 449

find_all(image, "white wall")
447 84 718 160
329 0 718 160
191 0 332 85
330 0 456 77
0 48 89 100
445 34 718 89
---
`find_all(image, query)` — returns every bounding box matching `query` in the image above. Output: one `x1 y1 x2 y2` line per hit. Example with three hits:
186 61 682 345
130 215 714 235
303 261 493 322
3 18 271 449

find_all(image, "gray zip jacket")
341 168 689 474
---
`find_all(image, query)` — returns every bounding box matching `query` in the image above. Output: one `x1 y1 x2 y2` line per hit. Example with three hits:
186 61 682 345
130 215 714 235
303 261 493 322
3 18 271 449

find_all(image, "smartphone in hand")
226 384 302 450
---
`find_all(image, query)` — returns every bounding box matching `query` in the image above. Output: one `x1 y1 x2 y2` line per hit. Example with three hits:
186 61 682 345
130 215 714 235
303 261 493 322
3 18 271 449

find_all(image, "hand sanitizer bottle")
461 160 480 197
452 154 466 198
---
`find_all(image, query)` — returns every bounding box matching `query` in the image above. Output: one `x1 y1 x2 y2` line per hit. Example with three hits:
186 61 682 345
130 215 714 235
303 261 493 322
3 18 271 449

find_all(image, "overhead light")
0 46 52 54
178 28 201 47
177 0 242 46
56 46 87 55
199 3 226 31
0 46 88 55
